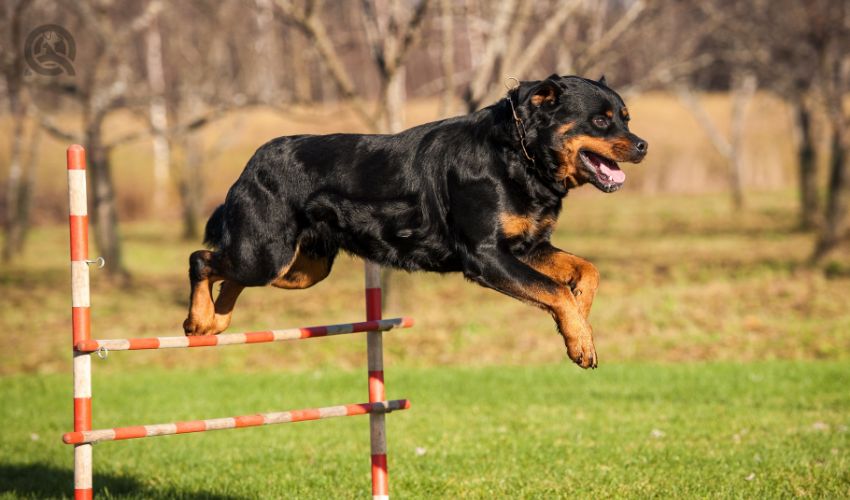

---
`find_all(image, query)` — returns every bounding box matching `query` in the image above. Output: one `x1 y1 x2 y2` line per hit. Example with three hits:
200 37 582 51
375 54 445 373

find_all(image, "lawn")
2 179 849 497
1 362 848 498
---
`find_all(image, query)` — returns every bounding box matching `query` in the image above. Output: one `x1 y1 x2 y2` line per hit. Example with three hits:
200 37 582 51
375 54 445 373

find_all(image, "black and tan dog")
183 74 647 369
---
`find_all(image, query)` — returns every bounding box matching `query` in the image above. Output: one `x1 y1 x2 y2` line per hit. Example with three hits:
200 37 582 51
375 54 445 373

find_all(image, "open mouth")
579 150 626 193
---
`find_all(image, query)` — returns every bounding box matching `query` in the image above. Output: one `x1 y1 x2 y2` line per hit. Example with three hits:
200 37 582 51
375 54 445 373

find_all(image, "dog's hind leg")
183 250 230 336
270 240 336 290
209 281 245 334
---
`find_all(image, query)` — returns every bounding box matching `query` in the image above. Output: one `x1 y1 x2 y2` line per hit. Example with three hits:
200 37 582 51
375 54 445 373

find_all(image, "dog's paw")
183 316 217 336
564 329 597 369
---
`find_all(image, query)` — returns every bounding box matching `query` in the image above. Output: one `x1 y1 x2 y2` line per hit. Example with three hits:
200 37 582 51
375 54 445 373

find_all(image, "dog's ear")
527 80 560 107
598 75 607 86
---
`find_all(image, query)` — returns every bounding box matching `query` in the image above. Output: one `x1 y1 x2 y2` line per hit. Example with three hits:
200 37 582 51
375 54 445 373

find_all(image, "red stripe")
113 426 148 440
128 338 160 350
174 420 207 434
234 415 265 428
371 454 388 495
67 145 86 170
74 340 97 352
244 331 274 343
69 216 88 261
72 308 90 345
368 371 385 402
73 398 91 431
75 487 93 500
300 326 328 338
290 408 321 421
186 336 219 347
365 288 382 321
63 432 82 444
346 402 372 415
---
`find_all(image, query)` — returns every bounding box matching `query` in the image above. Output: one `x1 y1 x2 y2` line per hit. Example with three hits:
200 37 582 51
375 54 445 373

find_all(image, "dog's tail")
203 204 227 249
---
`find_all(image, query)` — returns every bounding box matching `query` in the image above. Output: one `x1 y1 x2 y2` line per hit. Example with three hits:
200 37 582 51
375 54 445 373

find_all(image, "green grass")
1 362 848 498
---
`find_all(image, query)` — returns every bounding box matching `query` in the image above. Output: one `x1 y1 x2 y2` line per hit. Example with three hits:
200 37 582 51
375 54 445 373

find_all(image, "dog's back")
204 115 497 284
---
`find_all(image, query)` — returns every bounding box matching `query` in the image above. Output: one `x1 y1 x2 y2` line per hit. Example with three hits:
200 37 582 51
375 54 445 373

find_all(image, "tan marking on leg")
210 281 245 334
524 285 596 369
525 251 599 318
184 274 223 336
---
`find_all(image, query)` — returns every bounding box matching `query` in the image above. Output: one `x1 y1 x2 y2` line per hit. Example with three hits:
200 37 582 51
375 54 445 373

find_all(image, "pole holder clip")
85 257 105 269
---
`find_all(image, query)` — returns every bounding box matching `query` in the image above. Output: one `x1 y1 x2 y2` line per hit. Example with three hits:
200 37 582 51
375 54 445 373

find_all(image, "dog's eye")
592 116 610 129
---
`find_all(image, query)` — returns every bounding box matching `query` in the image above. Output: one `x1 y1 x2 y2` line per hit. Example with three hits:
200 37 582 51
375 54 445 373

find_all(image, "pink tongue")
598 162 626 183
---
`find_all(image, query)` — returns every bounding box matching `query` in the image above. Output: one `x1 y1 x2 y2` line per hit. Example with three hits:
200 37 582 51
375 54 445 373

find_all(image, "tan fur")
557 135 636 183
270 244 332 289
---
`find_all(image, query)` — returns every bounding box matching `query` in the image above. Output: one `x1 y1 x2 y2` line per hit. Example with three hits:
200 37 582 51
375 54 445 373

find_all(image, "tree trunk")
439 0 454 117
145 20 171 215
814 129 850 259
2 91 27 262
728 72 757 210
792 97 819 230
86 123 129 281
15 123 41 255
177 130 203 241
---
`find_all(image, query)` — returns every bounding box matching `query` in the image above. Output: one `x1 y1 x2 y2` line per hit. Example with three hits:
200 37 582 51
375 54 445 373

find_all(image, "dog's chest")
499 212 556 247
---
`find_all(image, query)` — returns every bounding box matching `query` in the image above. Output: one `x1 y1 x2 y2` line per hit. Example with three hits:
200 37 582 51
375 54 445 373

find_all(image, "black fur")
203 74 646 290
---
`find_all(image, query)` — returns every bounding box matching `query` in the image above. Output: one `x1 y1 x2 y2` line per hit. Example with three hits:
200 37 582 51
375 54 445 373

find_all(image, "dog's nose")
635 140 648 154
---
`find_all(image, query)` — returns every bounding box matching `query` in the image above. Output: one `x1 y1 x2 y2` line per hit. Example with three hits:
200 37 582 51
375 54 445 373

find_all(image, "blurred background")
0 1 848 497
1 0 847 372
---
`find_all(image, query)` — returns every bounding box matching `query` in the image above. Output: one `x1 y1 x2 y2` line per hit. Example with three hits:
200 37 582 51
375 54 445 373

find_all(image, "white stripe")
318 405 349 418
327 323 355 335
216 333 247 345
204 417 236 430
263 411 294 424
86 429 116 443
68 170 88 216
74 444 92 488
365 260 381 289
145 423 177 437
157 336 190 348
71 261 90 307
99 339 131 350
373 496 389 500
369 412 388 454
73 353 91 398
367 331 384 371
272 328 301 341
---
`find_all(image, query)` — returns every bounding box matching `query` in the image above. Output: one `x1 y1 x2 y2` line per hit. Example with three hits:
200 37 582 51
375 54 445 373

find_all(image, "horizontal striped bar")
63 399 411 445
75 317 414 353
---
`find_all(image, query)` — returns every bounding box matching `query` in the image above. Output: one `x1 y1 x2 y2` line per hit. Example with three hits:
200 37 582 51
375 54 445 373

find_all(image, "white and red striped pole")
365 261 389 499
68 145 93 500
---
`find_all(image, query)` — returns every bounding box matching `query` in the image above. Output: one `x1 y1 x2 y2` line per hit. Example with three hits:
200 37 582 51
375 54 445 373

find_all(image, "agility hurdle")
63 145 413 499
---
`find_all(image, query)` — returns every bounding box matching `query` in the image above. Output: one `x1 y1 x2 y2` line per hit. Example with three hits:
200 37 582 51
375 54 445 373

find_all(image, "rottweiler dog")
183 74 647 369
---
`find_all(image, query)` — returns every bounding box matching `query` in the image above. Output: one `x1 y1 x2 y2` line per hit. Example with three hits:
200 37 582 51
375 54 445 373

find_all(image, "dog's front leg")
463 248 597 368
522 243 600 320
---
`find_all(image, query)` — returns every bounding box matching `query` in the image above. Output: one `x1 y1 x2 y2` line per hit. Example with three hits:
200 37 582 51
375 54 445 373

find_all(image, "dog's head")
508 74 647 193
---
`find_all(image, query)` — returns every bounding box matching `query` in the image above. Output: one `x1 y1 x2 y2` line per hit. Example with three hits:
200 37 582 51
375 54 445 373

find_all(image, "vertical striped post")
365 261 389 499
68 145 93 500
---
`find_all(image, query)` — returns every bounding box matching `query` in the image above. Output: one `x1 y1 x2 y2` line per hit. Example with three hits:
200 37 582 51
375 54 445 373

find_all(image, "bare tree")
1 0 35 261
145 11 170 215
812 1 850 260
675 72 757 209
438 0 454 117
33 0 164 281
